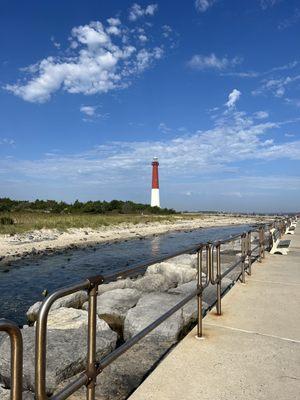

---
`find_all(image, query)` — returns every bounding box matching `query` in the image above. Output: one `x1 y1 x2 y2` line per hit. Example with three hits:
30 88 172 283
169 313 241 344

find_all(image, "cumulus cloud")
195 0 216 13
187 53 242 71
128 3 158 21
5 18 164 103
225 89 241 108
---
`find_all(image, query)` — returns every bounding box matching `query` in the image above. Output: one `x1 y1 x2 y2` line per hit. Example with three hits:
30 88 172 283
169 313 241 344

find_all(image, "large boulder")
0 310 117 394
146 261 197 286
131 274 171 292
170 253 197 267
56 338 174 400
26 290 88 323
124 292 198 343
0 385 34 400
46 307 112 332
82 289 141 336
169 278 233 309
98 278 134 295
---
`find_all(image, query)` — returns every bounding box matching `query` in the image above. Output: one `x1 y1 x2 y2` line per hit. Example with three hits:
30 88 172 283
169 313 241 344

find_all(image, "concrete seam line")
249 279 300 286
205 323 300 344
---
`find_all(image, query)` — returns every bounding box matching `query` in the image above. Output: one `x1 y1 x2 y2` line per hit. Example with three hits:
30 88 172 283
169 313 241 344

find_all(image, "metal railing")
0 319 23 400
0 217 294 400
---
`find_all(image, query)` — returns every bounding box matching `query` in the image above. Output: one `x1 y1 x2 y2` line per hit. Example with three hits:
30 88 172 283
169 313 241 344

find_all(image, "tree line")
0 198 176 215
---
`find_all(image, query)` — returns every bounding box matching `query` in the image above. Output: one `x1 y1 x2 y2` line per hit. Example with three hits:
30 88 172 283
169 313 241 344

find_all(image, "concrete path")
129 224 300 400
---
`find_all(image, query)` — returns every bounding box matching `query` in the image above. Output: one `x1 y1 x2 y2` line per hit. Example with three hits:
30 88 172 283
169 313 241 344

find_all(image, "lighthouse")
151 157 160 208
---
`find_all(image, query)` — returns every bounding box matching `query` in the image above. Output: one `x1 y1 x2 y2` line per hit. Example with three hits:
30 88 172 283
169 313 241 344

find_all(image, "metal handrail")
0 217 294 400
0 319 23 400
35 218 293 400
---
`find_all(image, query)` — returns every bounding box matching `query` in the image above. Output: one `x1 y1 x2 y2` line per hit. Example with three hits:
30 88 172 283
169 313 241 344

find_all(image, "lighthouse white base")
151 188 160 208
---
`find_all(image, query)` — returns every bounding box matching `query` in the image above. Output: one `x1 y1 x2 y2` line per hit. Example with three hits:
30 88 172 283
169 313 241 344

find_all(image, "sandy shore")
0 214 273 263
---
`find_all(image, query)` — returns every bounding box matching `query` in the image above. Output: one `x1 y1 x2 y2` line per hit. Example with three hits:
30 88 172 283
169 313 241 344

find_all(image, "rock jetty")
0 248 242 399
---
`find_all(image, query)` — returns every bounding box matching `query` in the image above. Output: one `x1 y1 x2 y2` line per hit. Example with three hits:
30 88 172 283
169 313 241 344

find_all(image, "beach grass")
0 212 202 235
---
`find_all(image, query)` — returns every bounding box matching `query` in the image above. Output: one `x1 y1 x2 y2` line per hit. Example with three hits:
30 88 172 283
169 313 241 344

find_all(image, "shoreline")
0 215 272 264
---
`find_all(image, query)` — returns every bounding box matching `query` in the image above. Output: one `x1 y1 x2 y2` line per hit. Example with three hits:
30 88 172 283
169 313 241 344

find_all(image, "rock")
26 301 43 323
131 274 172 292
169 278 233 309
46 307 113 332
146 261 197 286
0 385 35 400
171 253 197 267
0 313 117 394
98 278 133 295
56 338 174 400
124 293 186 342
26 291 88 323
83 289 141 336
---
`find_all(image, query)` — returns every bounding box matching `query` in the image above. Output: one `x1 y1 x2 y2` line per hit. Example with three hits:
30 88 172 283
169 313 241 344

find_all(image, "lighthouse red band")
151 157 160 207
152 158 159 189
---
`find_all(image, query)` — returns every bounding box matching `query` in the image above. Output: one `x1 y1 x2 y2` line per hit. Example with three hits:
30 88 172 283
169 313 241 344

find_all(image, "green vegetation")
0 212 182 235
0 198 176 215
0 197 178 234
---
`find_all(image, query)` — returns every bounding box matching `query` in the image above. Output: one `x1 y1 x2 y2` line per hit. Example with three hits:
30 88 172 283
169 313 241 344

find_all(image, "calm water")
0 224 250 325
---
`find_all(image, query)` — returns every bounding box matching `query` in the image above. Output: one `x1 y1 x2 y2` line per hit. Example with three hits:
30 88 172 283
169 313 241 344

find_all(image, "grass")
0 212 194 235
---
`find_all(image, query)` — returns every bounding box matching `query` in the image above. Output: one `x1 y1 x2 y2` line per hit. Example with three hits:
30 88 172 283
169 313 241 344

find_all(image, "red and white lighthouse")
151 157 160 208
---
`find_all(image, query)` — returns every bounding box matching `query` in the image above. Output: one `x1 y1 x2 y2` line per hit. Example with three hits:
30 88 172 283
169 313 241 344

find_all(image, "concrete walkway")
129 224 300 400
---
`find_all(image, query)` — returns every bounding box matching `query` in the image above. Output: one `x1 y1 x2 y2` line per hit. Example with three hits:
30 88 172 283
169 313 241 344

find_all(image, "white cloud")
107 17 121 26
138 34 148 42
162 25 172 38
221 61 298 79
253 74 300 98
1 109 299 188
5 19 164 103
187 53 242 71
128 3 158 21
80 105 96 116
195 0 216 13
254 111 269 119
225 89 241 108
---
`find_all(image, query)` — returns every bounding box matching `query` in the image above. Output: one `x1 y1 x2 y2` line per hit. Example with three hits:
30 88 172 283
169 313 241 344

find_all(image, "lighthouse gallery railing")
0 217 292 400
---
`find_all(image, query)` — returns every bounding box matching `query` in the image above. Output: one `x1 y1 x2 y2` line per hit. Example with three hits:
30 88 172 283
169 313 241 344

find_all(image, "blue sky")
0 0 299 212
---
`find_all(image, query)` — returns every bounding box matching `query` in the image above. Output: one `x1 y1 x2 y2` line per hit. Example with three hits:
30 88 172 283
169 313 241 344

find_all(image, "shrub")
0 216 15 225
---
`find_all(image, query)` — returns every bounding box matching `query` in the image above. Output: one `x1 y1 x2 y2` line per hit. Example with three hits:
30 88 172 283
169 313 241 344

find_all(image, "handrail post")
261 228 265 259
259 227 264 262
0 319 23 400
35 281 90 400
247 232 252 275
216 244 222 315
241 234 246 283
86 281 99 400
196 247 203 338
